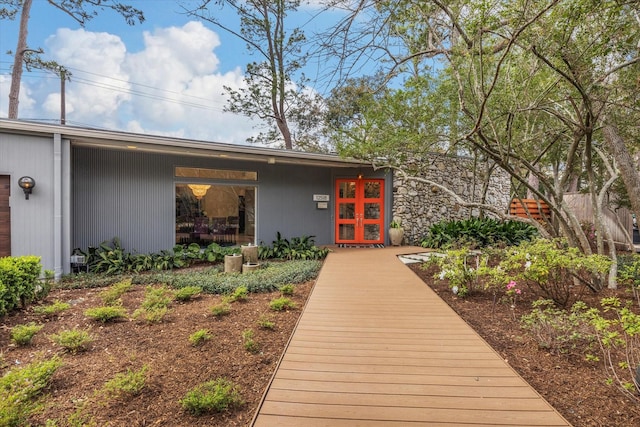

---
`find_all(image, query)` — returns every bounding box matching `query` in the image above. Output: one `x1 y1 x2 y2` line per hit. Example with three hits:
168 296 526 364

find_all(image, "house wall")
392 155 511 244
0 133 69 273
72 146 380 253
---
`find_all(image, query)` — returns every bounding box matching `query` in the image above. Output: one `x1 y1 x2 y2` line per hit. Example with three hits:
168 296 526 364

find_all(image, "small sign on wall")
313 194 330 202
316 202 328 209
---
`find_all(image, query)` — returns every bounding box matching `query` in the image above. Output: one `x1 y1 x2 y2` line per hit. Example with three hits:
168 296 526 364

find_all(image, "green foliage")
420 218 538 249
210 303 231 317
33 300 71 316
142 260 322 295
84 305 128 323
0 255 43 316
99 278 133 305
50 328 93 353
257 314 275 330
493 238 611 307
0 357 62 427
101 365 149 399
179 378 244 415
269 297 296 311
189 329 212 346
279 284 295 296
618 255 640 307
10 322 43 346
202 243 240 263
259 232 330 260
227 286 249 302
174 285 203 301
583 297 640 400
431 248 483 297
520 300 594 354
242 329 259 353
133 306 168 323
132 286 174 323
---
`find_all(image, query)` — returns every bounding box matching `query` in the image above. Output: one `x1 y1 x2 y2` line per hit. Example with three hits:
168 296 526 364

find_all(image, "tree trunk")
602 121 640 217
8 0 33 119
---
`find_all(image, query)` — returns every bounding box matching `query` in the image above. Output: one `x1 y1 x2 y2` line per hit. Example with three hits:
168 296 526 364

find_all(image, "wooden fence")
563 193 634 250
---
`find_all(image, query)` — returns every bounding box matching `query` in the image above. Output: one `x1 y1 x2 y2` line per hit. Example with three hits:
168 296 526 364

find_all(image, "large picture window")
175 184 256 246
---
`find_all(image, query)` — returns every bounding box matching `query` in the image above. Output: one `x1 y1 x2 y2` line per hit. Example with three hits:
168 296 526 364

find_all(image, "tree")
325 0 639 287
186 0 326 151
2 0 144 119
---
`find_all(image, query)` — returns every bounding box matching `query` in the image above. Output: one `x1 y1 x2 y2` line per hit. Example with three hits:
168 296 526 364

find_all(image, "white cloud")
7 22 261 143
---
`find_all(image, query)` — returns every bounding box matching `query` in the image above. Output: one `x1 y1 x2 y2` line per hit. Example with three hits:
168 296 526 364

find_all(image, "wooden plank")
282 353 510 368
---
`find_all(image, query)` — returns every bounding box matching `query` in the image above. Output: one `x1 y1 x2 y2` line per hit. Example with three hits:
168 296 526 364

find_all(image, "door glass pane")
339 203 355 219
339 224 355 240
364 203 380 219
364 182 380 198
339 181 356 198
364 224 380 241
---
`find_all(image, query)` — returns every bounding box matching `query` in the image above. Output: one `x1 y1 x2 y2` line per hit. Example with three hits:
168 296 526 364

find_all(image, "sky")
0 0 347 144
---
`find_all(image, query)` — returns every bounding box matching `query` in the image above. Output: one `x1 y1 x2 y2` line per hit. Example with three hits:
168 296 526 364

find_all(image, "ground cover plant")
0 261 315 426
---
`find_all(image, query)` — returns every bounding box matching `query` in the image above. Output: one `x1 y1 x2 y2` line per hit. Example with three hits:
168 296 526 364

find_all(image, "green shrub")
618 255 640 307
259 232 330 260
84 305 128 323
242 329 259 353
228 286 249 302
257 314 275 330
210 303 231 317
50 328 93 353
431 248 483 297
189 329 212 346
180 378 244 415
174 286 203 301
279 284 295 295
142 260 322 295
141 286 174 309
133 306 169 323
101 365 149 399
269 297 296 311
99 279 133 305
0 255 42 316
33 300 71 316
10 322 44 346
0 357 62 427
420 218 538 249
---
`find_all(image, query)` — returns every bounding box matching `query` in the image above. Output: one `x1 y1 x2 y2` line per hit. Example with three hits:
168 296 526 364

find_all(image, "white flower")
525 261 532 269
439 270 447 280
452 286 459 295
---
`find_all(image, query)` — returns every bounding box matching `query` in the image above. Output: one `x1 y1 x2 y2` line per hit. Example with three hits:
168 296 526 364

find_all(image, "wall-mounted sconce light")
18 176 35 200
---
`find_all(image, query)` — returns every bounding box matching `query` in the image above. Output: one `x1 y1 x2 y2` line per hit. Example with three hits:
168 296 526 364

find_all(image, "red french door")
335 178 384 244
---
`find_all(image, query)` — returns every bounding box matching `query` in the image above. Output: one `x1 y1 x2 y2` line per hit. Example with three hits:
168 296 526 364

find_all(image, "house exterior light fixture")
18 176 35 200
188 184 211 200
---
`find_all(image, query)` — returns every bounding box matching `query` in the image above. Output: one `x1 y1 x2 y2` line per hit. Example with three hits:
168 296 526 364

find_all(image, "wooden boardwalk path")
252 247 571 426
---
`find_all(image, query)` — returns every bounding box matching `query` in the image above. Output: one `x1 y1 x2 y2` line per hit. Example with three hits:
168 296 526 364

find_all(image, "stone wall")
392 155 511 244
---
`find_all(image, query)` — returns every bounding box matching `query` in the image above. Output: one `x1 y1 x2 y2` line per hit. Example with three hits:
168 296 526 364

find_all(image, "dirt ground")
409 263 640 427
1 280 313 427
2 261 640 426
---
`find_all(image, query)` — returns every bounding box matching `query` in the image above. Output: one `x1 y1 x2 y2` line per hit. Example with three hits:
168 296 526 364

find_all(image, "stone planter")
242 262 260 274
224 254 243 273
389 228 404 246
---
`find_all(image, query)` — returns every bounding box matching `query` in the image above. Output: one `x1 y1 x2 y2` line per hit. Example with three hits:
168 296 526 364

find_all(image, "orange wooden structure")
510 198 551 221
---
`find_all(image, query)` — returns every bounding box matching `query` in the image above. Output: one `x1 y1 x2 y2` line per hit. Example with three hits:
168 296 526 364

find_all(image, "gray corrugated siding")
72 147 387 253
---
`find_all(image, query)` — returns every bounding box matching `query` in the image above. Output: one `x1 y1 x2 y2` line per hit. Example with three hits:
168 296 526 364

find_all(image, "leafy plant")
227 286 249 302
431 248 484 297
84 305 128 323
174 286 203 301
259 232 330 260
50 328 93 353
179 378 244 415
101 365 149 399
140 286 174 310
583 297 640 400
257 314 275 330
210 303 231 317
242 329 259 353
618 255 640 307
0 255 42 316
33 300 71 316
420 218 538 249
269 297 296 311
0 357 62 427
10 322 43 346
133 306 169 323
99 278 133 305
278 284 295 296
189 329 212 346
